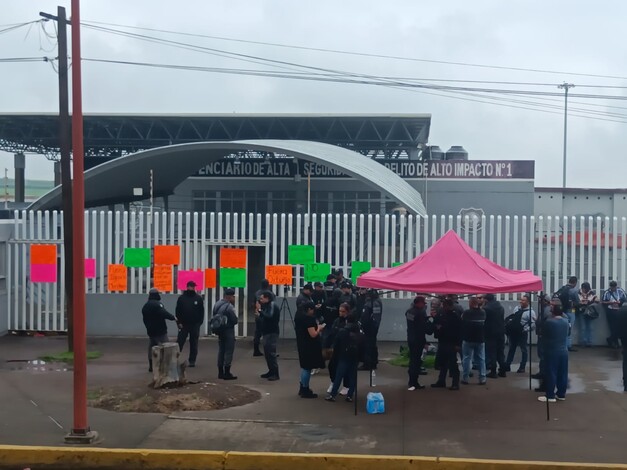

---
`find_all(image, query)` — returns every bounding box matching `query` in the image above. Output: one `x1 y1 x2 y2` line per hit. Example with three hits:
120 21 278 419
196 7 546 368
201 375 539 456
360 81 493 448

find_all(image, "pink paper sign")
177 270 204 291
31 264 57 283
85 258 96 279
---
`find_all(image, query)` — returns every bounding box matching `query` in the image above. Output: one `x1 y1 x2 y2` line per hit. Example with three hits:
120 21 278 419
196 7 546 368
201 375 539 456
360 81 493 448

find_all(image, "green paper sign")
220 268 247 288
304 263 331 282
288 245 315 265
124 248 151 268
351 261 372 284
392 262 403 267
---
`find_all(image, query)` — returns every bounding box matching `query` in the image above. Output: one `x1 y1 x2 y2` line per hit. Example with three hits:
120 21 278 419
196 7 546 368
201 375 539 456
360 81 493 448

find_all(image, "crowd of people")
140 273 627 404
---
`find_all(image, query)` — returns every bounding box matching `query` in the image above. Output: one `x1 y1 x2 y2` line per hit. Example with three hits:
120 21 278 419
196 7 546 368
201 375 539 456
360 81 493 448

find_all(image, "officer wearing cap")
176 280 205 367
142 288 176 372
213 288 239 380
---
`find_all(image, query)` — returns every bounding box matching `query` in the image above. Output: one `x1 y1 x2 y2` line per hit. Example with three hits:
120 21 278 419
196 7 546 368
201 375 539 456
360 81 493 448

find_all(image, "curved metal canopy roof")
29 140 427 216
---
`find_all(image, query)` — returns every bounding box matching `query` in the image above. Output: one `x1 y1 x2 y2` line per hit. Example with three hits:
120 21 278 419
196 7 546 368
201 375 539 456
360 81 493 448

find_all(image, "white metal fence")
7 210 627 333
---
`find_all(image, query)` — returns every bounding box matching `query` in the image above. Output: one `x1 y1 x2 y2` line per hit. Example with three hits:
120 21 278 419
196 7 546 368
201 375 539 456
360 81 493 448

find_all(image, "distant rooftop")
0 113 431 161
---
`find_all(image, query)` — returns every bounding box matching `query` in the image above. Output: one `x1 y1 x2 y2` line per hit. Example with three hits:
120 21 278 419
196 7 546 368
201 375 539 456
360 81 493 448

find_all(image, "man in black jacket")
406 296 431 391
461 297 487 385
213 288 239 380
176 280 204 367
359 289 383 370
483 294 507 378
256 291 281 380
142 288 176 372
617 303 627 392
431 299 463 390
253 279 273 357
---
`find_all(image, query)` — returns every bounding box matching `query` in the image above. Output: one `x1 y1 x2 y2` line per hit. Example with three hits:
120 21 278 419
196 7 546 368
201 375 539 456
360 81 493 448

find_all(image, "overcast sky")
1 0 626 188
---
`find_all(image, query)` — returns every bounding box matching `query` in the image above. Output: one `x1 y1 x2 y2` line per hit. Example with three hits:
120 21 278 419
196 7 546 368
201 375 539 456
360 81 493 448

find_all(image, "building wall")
170 176 535 218
535 189 627 219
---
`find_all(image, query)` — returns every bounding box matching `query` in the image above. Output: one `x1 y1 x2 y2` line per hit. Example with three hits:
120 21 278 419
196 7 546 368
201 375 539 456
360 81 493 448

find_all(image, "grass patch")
388 345 436 369
39 351 102 363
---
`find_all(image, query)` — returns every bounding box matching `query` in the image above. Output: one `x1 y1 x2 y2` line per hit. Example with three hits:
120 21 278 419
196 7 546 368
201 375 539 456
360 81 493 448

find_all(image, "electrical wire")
0 20 42 36
82 19 627 82
80 24 627 103
80 57 627 124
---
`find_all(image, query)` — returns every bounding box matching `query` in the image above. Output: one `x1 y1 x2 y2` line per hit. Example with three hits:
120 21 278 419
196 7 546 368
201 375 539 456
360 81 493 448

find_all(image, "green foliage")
388 344 435 368
39 351 102 363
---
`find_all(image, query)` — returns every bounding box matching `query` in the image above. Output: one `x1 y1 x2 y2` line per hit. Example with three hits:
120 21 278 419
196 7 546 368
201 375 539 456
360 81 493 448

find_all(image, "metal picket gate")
7 210 627 334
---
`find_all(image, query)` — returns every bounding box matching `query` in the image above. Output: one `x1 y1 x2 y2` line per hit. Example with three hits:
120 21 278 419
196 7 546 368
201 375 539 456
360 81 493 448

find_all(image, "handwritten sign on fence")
154 245 180 265
108 264 127 292
177 270 204 291
219 268 246 288
124 248 151 268
304 263 331 283
351 261 372 284
153 265 173 292
265 265 293 285
220 248 247 268
205 268 217 289
31 244 57 265
288 245 315 265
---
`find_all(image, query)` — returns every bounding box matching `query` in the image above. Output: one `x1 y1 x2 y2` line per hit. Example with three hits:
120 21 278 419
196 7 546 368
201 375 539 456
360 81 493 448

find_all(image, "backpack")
210 303 229 334
554 285 572 311
504 309 525 337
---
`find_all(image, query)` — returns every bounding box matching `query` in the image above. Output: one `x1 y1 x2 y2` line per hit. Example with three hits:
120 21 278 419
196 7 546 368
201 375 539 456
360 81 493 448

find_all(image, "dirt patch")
88 381 261 413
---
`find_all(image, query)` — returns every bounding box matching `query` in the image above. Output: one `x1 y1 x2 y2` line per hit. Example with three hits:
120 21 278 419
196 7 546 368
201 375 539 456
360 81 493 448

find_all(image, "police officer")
359 289 383 370
213 288 239 380
176 280 204 367
406 296 431 390
142 288 176 372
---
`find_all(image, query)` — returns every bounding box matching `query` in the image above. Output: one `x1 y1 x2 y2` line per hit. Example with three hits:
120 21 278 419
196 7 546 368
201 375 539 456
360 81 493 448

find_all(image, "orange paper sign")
220 248 246 268
154 245 180 266
265 265 293 285
31 244 57 265
107 264 127 292
153 265 173 292
205 268 217 289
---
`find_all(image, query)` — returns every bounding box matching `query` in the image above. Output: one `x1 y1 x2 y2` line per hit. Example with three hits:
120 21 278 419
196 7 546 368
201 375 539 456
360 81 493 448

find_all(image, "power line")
82 19 627 82
0 20 42 36
80 57 627 124
81 24 627 102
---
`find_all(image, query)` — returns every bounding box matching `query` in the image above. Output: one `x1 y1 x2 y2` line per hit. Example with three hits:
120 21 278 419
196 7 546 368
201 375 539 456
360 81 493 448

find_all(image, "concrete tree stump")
151 342 187 389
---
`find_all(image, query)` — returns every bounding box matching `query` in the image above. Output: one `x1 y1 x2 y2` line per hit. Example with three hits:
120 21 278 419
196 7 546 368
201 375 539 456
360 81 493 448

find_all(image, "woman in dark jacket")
295 301 326 398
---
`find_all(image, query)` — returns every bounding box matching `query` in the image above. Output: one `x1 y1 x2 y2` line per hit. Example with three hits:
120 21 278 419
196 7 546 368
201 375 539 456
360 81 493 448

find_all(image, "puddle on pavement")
5 359 69 372
595 367 625 393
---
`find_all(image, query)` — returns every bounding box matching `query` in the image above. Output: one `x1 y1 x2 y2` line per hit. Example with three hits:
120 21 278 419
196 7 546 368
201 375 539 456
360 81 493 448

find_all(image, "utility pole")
40 7 74 353
558 82 575 189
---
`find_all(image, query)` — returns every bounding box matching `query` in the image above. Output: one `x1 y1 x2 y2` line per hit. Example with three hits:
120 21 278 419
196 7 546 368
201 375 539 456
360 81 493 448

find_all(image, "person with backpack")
256 291 281 381
142 288 177 373
176 280 205 367
505 294 537 373
212 288 239 380
602 280 626 349
576 282 600 348
325 314 362 402
554 276 579 352
295 301 326 398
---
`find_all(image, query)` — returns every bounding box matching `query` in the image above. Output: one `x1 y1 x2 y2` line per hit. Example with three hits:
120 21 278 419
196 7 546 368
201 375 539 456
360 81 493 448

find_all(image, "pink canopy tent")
357 230 543 294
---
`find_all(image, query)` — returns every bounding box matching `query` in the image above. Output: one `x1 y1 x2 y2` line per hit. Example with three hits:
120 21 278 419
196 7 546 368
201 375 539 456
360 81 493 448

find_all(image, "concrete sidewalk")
0 334 625 463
